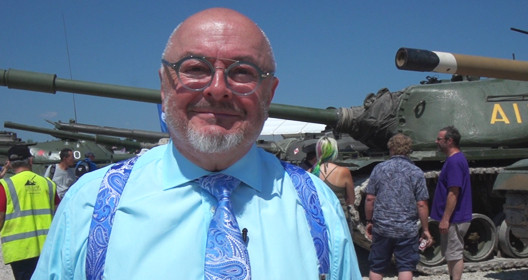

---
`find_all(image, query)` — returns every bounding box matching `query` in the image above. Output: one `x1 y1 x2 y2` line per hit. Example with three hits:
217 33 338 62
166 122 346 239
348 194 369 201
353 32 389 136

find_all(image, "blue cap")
85 152 95 158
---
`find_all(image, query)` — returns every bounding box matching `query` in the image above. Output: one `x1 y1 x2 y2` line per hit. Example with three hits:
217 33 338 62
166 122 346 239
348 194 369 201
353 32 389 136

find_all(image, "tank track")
423 167 504 179
504 192 528 246
350 166 528 275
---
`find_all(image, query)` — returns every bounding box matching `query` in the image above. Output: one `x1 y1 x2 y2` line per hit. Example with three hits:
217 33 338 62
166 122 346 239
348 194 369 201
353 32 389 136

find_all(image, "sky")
1 1 527 142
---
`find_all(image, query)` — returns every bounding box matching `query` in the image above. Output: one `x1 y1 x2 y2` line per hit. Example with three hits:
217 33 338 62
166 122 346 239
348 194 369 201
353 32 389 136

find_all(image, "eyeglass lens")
177 57 261 94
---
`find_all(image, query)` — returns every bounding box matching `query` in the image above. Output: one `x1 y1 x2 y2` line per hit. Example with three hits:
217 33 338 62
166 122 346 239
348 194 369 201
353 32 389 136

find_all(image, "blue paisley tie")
199 174 251 280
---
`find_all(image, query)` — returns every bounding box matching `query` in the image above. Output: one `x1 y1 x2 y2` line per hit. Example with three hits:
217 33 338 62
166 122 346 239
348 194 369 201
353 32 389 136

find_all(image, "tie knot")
199 174 241 201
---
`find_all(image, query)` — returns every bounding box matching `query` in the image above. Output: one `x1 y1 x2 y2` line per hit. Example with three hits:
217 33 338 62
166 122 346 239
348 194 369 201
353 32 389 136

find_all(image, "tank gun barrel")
51 120 169 142
1 68 161 103
395 47 528 81
268 104 338 126
1 68 340 127
4 121 155 149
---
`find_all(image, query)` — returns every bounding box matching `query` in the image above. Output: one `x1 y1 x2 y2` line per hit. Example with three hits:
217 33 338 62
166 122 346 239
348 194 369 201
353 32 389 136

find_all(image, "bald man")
33 8 361 280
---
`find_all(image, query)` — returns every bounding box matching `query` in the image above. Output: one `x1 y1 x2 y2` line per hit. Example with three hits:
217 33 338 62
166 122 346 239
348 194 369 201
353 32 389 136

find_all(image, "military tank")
4 121 162 150
0 138 135 176
49 119 169 143
0 121 139 176
395 47 528 269
3 52 528 273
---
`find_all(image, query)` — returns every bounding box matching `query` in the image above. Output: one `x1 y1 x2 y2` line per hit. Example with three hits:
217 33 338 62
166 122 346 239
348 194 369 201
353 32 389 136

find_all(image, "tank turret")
4 121 157 150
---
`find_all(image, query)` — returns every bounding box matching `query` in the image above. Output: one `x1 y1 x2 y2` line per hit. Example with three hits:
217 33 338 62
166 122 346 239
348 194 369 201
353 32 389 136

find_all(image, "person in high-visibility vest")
0 145 58 280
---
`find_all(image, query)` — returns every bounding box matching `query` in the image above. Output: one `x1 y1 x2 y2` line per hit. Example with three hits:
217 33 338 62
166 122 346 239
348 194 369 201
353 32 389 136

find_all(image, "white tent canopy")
260 118 326 136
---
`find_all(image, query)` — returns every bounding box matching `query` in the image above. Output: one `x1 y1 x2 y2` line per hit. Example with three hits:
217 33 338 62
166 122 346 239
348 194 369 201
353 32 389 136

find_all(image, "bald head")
158 8 280 170
162 8 275 72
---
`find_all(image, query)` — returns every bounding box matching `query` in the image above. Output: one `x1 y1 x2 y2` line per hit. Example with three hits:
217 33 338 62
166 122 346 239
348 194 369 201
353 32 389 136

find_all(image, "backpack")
75 160 90 179
48 164 57 180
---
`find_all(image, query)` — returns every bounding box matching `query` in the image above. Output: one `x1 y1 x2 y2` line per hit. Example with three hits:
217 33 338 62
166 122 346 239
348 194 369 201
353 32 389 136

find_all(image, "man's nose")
204 68 233 100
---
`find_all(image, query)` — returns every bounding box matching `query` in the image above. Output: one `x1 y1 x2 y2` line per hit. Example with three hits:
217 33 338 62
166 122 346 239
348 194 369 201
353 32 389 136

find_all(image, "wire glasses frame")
162 56 275 96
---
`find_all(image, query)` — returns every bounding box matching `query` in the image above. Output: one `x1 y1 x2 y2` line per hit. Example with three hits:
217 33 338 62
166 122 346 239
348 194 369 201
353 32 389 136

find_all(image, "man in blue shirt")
74 151 97 179
365 134 432 280
33 8 361 280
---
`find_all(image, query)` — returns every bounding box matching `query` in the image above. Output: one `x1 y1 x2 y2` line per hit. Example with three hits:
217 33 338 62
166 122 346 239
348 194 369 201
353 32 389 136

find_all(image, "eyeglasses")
162 56 275 96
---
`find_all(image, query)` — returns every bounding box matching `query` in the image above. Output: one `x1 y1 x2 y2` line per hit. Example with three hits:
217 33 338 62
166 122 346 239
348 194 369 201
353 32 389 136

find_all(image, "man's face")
161 17 278 154
436 130 449 154
65 151 75 166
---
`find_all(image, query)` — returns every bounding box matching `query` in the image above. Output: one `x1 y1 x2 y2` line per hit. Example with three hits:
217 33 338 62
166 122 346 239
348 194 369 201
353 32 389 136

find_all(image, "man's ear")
266 77 279 107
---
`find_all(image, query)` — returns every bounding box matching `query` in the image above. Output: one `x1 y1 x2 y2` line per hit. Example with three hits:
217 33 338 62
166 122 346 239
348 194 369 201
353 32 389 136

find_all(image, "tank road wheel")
498 219 528 258
504 191 528 246
418 218 445 266
463 213 497 262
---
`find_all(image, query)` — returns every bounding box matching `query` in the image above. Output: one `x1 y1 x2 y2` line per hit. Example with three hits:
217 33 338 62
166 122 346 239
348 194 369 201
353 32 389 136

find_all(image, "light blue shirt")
33 142 361 280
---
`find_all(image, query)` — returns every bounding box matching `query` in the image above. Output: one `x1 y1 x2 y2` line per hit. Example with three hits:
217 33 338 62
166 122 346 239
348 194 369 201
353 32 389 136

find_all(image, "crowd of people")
0 7 472 280
0 147 98 280
306 127 470 280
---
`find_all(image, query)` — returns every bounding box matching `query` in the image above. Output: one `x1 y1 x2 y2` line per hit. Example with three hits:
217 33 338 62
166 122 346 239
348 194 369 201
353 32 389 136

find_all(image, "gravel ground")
0 248 13 280
0 243 526 279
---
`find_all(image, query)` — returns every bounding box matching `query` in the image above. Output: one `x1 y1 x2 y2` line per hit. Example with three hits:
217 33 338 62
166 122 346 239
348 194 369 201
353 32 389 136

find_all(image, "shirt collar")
162 141 263 192
391 155 414 164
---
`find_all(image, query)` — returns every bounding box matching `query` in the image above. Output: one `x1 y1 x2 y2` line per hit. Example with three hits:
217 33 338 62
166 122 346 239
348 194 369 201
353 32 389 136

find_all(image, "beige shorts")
440 222 470 261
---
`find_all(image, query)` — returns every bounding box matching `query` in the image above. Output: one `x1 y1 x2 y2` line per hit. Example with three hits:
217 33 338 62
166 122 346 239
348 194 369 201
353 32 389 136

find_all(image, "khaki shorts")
440 222 470 261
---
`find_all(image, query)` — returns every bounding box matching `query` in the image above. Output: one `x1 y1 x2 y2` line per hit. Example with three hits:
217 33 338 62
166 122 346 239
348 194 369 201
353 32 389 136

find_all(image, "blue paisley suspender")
85 159 329 279
86 157 138 280
280 162 330 276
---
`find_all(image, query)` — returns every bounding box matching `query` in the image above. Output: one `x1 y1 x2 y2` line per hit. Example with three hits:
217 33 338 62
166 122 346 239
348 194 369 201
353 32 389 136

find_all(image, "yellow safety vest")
0 171 56 264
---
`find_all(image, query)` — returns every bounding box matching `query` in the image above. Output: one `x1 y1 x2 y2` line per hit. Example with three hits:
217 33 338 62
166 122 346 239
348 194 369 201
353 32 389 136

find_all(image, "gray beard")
185 127 245 153
162 85 269 154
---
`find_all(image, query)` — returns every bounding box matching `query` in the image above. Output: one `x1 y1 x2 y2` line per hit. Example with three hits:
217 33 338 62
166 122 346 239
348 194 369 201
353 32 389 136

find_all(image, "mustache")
188 100 246 115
